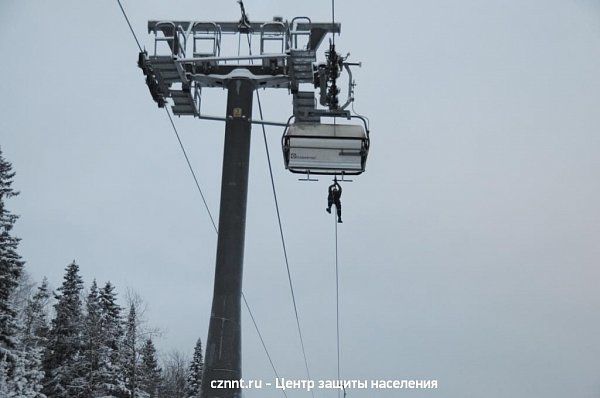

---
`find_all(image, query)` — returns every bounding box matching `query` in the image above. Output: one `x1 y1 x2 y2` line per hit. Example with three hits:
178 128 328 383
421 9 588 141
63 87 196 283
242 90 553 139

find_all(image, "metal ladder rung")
295 91 316 99
290 54 315 60
159 71 180 78
293 72 313 78
170 90 190 98
294 96 315 103
151 64 178 72
149 55 177 63
172 105 196 115
172 97 193 106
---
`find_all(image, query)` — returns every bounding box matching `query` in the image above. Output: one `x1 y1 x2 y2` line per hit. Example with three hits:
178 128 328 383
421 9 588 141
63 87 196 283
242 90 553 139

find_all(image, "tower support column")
201 78 254 398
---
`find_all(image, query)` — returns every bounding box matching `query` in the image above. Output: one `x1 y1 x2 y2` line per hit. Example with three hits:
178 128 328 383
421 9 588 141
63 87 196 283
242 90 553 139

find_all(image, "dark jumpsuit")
327 182 343 223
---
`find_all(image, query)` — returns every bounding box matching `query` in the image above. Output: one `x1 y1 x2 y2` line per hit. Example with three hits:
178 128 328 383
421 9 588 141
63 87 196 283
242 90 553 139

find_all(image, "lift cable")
332 0 336 46
114 2 287 393
242 293 289 398
116 0 142 52
242 28 314 392
165 108 218 234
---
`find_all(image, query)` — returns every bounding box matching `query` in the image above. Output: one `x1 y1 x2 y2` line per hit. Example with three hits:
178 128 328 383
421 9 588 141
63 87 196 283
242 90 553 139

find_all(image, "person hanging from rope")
326 179 343 223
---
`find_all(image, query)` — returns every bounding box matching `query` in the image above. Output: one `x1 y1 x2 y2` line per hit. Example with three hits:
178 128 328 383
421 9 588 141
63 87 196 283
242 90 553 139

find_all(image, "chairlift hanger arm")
338 62 358 110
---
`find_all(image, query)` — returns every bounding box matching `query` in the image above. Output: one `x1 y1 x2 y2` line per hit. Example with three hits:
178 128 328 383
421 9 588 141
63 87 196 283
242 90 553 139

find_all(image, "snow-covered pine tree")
0 359 10 395
123 306 139 397
21 279 50 349
7 348 33 397
42 261 84 398
97 281 127 397
70 279 102 396
139 338 161 398
186 338 204 398
16 279 51 398
0 150 48 397
0 147 25 368
12 272 36 323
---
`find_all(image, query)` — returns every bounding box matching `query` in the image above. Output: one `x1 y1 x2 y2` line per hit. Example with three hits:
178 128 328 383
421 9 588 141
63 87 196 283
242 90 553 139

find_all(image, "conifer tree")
17 279 51 398
0 360 9 396
0 148 25 363
186 338 204 398
21 279 50 349
0 150 46 397
7 352 32 397
123 306 138 397
97 281 127 397
139 339 161 398
72 280 102 396
42 261 84 398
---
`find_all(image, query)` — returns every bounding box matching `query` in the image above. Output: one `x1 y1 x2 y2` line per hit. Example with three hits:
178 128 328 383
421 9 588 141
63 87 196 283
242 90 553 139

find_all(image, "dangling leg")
326 193 333 213
336 200 342 223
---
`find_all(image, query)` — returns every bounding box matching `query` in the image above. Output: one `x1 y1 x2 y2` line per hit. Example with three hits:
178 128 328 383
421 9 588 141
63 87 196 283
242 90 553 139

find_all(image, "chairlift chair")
282 116 369 176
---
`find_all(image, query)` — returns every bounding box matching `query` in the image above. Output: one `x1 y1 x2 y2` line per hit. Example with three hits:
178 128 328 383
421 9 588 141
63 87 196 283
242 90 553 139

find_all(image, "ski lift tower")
138 8 367 398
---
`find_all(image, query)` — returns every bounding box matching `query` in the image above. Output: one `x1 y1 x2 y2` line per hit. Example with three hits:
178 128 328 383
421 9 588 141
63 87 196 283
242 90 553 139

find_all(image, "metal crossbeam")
177 53 289 64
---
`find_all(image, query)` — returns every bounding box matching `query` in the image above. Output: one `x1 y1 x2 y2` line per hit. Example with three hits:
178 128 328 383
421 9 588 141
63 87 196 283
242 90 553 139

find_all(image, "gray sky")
2 0 600 397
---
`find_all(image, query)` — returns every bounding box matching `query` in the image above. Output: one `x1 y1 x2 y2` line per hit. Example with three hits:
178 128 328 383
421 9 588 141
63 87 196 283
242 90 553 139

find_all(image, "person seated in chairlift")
326 180 343 223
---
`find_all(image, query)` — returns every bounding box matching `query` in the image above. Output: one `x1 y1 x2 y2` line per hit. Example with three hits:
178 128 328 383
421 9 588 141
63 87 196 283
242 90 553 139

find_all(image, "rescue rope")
331 1 345 395
334 210 341 398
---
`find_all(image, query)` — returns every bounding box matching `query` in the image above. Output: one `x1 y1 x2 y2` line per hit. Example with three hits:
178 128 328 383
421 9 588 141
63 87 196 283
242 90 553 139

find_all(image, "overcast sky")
2 0 600 397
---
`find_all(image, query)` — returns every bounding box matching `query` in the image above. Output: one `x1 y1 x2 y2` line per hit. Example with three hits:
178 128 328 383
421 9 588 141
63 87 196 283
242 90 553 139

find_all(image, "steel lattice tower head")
138 18 340 119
